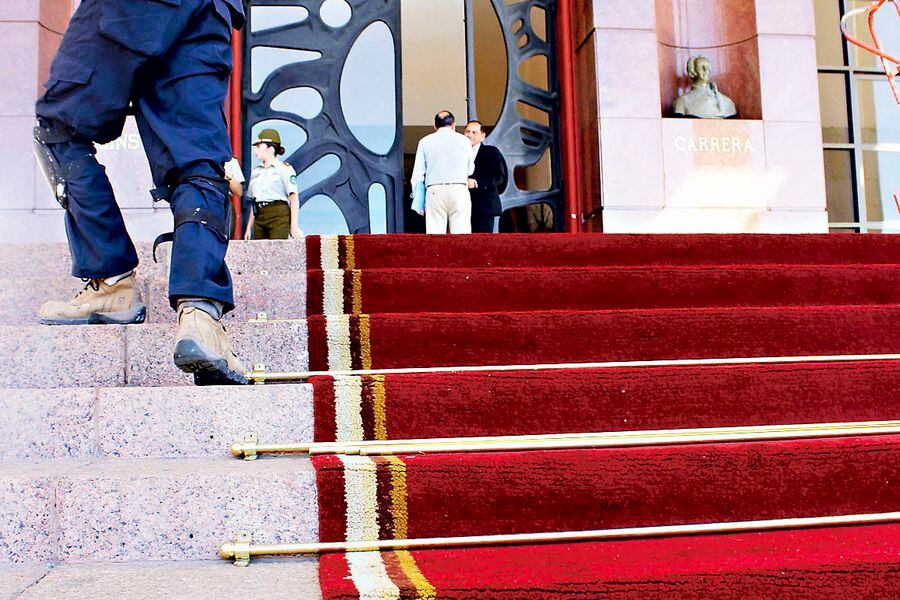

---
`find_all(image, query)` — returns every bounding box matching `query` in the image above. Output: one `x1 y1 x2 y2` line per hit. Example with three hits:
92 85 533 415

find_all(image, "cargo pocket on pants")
43 52 95 99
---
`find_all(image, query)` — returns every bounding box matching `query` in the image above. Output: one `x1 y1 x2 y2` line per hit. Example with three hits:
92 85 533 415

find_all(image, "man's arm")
411 141 427 216
289 192 303 239
227 178 243 198
411 141 426 187
225 159 245 197
281 165 303 239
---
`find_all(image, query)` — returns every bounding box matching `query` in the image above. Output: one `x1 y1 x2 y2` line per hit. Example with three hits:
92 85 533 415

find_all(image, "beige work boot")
173 305 248 385
39 273 146 325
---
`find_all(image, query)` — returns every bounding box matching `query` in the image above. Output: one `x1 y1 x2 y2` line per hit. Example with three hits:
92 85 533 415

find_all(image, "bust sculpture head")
674 55 737 119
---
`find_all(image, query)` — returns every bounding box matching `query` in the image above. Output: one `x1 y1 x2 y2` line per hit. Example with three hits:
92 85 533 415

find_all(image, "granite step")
0 321 309 389
1 559 321 600
0 239 306 280
0 272 306 326
0 456 318 564
0 384 313 461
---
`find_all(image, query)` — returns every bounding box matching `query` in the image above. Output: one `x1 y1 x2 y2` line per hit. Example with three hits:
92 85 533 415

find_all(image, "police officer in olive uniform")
33 0 248 385
245 129 304 240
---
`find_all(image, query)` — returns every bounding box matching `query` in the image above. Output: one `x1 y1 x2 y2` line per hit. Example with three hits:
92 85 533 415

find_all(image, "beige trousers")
425 184 472 234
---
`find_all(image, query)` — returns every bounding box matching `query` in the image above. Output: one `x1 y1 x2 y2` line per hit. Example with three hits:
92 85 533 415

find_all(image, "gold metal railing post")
241 354 900 384
230 420 900 459
218 512 900 565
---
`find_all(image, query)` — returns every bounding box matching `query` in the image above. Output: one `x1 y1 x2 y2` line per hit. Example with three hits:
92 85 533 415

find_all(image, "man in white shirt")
411 111 475 234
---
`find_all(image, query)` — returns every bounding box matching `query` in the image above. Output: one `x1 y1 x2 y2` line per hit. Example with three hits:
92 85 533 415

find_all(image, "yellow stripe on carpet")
385 456 408 538
394 550 436 599
344 235 356 270
372 375 388 440
359 313 372 371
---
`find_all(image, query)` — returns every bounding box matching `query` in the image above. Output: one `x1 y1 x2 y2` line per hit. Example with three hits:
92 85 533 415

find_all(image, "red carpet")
310 360 900 442
313 435 900 542
307 234 900 270
305 234 900 598
307 264 900 315
319 523 900 599
308 305 900 371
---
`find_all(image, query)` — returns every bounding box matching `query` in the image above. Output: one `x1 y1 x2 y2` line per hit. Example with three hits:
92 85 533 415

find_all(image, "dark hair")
466 120 484 133
434 111 456 128
258 142 285 156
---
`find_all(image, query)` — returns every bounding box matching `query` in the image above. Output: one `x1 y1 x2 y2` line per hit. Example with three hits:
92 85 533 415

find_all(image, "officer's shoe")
173 305 248 386
39 273 146 325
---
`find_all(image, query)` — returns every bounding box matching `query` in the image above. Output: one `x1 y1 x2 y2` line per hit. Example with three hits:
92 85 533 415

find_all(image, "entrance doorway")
243 0 563 234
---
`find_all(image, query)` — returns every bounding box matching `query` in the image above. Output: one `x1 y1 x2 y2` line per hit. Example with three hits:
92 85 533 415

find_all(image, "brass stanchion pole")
244 353 900 383
231 420 900 459
219 512 900 565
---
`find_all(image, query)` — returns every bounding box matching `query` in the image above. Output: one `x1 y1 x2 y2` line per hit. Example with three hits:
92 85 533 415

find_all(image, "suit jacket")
470 145 507 217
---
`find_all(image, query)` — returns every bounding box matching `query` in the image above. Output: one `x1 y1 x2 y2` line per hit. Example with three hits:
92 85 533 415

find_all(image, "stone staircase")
0 241 322 598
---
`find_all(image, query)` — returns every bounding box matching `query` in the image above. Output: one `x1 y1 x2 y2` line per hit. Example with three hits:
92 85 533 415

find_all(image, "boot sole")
173 339 248 386
40 305 147 326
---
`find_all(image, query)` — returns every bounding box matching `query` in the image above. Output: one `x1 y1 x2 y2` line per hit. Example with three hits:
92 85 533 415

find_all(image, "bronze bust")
674 56 737 119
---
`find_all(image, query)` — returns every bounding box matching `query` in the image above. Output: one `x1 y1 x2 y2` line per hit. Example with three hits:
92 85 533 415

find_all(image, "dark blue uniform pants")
35 0 237 312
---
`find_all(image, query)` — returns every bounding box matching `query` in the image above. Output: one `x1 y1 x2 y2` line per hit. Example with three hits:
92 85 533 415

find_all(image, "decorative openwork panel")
470 0 563 227
244 0 404 234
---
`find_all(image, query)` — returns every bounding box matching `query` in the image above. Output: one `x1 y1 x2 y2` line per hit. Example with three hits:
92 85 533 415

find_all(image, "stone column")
0 0 74 242
0 0 169 244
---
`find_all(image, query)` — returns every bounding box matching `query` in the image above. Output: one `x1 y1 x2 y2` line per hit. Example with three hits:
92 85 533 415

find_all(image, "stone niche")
656 0 762 120
589 0 827 233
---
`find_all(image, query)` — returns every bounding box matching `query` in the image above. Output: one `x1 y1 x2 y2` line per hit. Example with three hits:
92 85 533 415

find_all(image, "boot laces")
74 278 101 300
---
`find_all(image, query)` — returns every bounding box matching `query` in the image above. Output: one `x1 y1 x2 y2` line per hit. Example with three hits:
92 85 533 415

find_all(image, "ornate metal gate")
467 0 563 228
243 0 561 233
244 0 404 234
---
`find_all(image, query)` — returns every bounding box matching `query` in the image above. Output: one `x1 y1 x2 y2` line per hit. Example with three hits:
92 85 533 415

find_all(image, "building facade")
0 0 896 241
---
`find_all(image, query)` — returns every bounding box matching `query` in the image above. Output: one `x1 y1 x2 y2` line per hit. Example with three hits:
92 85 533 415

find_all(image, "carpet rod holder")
244 354 900 384
231 420 900 460
219 512 900 566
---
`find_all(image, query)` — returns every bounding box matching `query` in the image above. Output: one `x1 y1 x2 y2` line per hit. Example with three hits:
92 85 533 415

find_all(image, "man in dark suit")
464 121 508 233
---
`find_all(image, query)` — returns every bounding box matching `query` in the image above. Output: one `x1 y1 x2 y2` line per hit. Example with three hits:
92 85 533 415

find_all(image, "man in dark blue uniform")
33 0 248 385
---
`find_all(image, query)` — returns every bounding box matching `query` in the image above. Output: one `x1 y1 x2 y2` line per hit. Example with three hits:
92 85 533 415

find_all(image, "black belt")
256 200 288 207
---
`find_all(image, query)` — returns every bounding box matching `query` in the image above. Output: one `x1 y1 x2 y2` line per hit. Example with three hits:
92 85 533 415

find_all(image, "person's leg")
133 0 245 384
253 205 274 239
425 187 449 234
252 212 267 240
471 211 494 234
447 186 472 234
269 203 291 239
133 1 234 314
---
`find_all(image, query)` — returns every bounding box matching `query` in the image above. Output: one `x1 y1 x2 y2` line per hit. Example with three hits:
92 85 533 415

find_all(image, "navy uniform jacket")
470 144 508 218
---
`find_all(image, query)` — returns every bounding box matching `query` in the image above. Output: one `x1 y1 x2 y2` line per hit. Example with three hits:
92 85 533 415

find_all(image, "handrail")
230 419 900 459
219 512 900 565
244 353 900 384
841 0 900 103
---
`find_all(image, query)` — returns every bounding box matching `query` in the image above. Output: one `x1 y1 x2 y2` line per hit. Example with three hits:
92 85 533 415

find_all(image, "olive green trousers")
252 202 290 240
